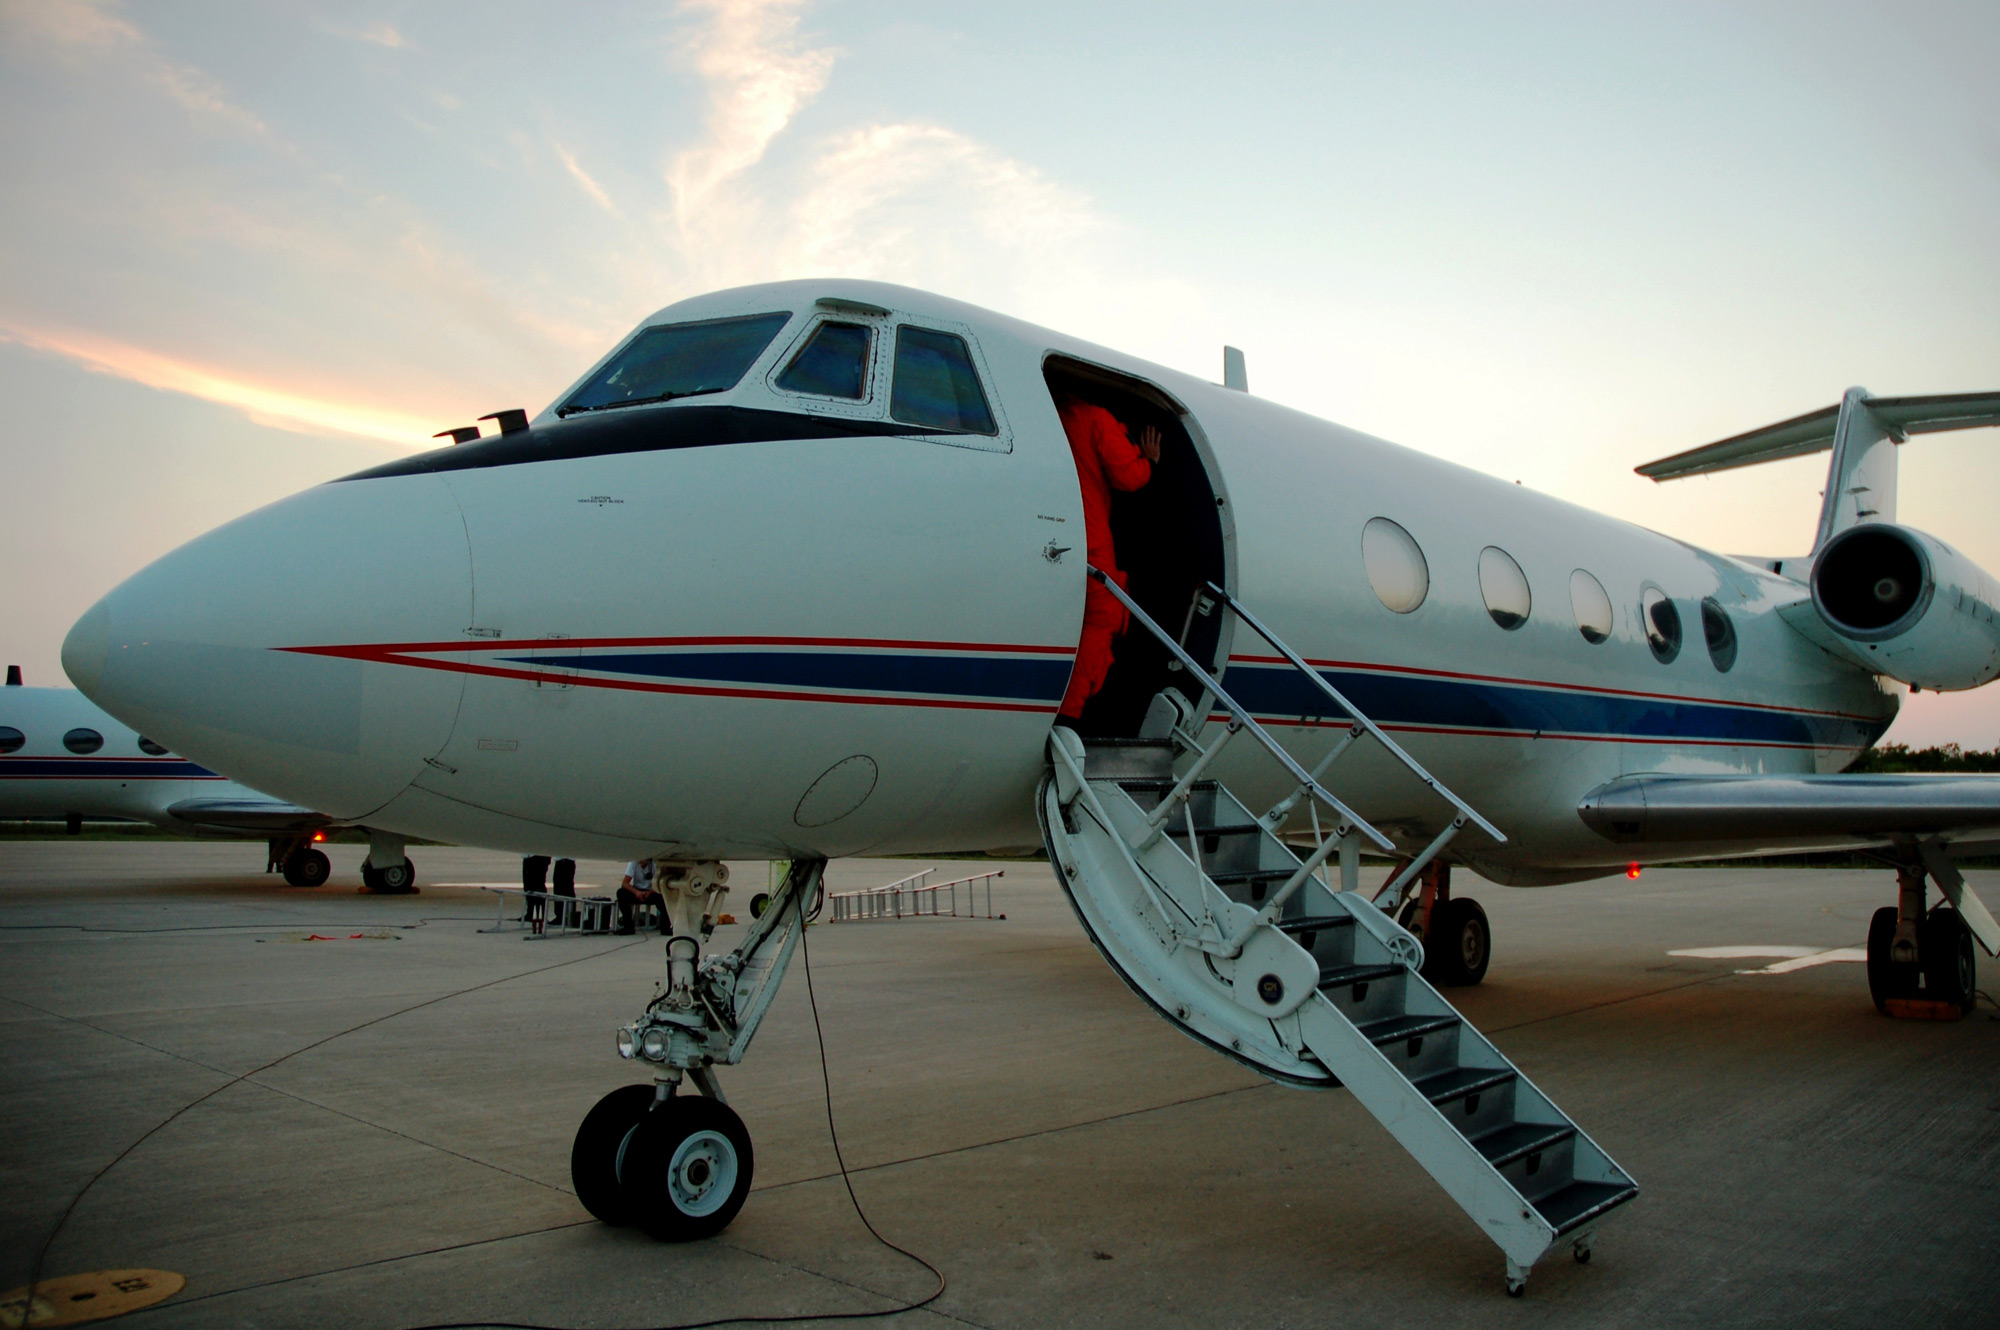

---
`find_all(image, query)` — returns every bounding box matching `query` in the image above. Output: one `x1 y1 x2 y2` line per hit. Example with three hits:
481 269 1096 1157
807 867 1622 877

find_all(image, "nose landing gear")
572 858 822 1240
1392 862 1490 987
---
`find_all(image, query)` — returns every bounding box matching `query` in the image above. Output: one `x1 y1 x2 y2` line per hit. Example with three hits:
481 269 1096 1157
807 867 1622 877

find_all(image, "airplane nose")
66 474 473 818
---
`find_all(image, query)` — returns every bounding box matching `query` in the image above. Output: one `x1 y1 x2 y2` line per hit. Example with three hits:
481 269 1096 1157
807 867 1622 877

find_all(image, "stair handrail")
1202 581 1507 846
1086 567 1395 854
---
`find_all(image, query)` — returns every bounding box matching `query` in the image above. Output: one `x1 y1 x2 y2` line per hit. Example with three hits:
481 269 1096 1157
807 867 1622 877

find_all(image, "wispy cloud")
1 0 1188 456
6 0 269 137
666 0 832 234
0 323 443 449
554 140 620 216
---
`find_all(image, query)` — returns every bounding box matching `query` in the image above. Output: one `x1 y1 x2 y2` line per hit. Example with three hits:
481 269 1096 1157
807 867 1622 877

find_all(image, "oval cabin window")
1478 547 1531 630
137 736 170 755
1570 569 1613 644
1701 598 1738 672
1642 589 1682 663
0 726 23 754
1362 518 1429 613
64 728 104 754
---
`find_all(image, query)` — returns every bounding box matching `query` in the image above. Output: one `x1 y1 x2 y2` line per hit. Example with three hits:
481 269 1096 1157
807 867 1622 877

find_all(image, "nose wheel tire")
1401 897 1490 987
749 892 772 919
571 1084 658 1225
281 849 330 887
618 1094 755 1241
361 857 418 893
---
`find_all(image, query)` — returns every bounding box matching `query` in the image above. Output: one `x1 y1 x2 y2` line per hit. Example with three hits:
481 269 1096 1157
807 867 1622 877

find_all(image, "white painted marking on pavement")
1667 945 1867 974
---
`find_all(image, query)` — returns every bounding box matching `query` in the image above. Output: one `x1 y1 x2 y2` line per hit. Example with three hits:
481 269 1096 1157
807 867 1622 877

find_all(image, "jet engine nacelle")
1810 523 2000 691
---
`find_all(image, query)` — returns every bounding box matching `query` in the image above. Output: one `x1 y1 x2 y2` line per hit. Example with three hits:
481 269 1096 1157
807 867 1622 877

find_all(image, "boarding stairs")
1038 571 1637 1294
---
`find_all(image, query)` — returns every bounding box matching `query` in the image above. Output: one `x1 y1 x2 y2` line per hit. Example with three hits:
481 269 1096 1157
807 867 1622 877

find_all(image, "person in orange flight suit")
1056 395 1162 723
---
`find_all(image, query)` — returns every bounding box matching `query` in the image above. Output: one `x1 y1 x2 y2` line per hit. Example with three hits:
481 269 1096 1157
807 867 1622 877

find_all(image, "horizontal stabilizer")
1578 772 2000 843
1637 390 2000 481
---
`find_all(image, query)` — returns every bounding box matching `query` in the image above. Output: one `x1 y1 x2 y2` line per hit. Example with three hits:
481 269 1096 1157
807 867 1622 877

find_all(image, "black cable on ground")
18 936 654 1314
404 885 947 1330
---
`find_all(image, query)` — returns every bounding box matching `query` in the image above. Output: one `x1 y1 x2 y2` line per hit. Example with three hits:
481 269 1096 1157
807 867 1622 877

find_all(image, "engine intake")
1810 523 2000 691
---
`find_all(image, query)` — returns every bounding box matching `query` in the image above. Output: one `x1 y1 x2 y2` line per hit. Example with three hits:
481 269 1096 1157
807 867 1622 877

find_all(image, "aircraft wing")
1579 772 2000 954
164 797 340 833
1635 390 2000 481
1577 772 2000 844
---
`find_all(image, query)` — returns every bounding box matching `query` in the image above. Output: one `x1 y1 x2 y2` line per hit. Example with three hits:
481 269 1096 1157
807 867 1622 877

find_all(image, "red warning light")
1626 862 1642 879
312 831 326 842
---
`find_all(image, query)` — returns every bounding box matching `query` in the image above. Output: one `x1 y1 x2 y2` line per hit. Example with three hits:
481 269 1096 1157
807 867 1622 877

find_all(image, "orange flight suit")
1057 398 1152 721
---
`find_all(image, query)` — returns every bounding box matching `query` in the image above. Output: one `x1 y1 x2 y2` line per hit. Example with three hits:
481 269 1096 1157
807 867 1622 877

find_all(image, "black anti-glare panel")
338 405 939 481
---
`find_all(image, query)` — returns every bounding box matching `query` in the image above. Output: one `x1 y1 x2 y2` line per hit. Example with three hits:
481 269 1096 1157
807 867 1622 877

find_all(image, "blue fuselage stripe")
1222 664 1884 748
505 651 1075 702
503 648 1877 748
0 758 219 778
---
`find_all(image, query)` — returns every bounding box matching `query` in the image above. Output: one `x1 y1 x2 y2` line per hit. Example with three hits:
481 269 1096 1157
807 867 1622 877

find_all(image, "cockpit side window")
559 312 792 416
890 326 996 434
775 321 873 400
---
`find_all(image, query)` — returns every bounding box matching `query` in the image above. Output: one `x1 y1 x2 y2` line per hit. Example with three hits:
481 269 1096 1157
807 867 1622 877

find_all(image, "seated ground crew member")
1055 395 1161 723
615 859 665 935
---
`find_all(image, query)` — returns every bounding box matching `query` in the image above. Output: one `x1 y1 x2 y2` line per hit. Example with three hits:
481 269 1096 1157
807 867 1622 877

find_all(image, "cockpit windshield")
559 312 792 416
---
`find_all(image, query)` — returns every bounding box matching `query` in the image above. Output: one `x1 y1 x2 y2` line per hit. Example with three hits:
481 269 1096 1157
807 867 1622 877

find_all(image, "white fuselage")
62 280 1895 879
0 686 256 827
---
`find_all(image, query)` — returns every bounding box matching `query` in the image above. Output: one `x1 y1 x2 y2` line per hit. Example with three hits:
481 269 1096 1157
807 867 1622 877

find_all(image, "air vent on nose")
479 409 531 435
433 426 480 444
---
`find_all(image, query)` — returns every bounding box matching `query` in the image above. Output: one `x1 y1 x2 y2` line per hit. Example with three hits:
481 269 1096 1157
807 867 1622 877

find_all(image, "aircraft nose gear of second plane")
573 857 824 1241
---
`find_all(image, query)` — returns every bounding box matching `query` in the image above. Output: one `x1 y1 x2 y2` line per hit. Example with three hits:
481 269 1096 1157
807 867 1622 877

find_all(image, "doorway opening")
1044 356 1228 738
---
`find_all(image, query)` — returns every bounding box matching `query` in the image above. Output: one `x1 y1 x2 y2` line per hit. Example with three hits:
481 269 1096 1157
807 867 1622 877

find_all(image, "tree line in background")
1848 744 2000 773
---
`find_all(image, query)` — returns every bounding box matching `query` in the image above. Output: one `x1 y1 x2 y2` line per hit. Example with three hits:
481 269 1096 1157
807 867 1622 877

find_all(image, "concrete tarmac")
1 842 1996 1329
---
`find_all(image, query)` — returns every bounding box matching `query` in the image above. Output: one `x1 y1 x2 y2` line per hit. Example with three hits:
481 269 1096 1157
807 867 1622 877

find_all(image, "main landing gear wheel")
1922 906 1977 1016
571 1084 657 1225
361 858 417 893
619 1095 755 1241
282 849 330 887
1867 906 1921 1012
1402 897 1490 987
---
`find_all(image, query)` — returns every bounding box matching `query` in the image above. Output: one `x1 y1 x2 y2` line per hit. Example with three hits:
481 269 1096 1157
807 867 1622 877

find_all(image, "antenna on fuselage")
1223 346 1248 393
5 665 19 686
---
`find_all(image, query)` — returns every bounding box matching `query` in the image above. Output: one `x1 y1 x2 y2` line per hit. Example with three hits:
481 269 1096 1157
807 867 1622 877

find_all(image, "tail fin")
1636 389 2000 552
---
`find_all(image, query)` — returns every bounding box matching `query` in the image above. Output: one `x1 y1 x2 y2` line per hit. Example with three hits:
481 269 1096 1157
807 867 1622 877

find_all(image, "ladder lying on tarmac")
1037 569 1637 1296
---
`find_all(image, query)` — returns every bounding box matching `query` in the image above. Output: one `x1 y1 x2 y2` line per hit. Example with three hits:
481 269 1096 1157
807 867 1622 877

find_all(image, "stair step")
1473 1122 1577 1168
1166 823 1262 840
1116 778 1220 794
1206 868 1292 887
1277 914 1356 935
1414 1065 1517 1107
1084 739 1177 781
1358 1013 1462 1047
1532 1181 1641 1236
1317 962 1405 989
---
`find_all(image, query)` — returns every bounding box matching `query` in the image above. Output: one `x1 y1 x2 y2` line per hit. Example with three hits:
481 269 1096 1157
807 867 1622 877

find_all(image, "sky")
3 0 1998 745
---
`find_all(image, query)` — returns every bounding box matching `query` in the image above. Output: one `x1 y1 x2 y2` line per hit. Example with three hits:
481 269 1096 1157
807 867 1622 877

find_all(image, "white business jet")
58 280 2000 1293
0 666 410 889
